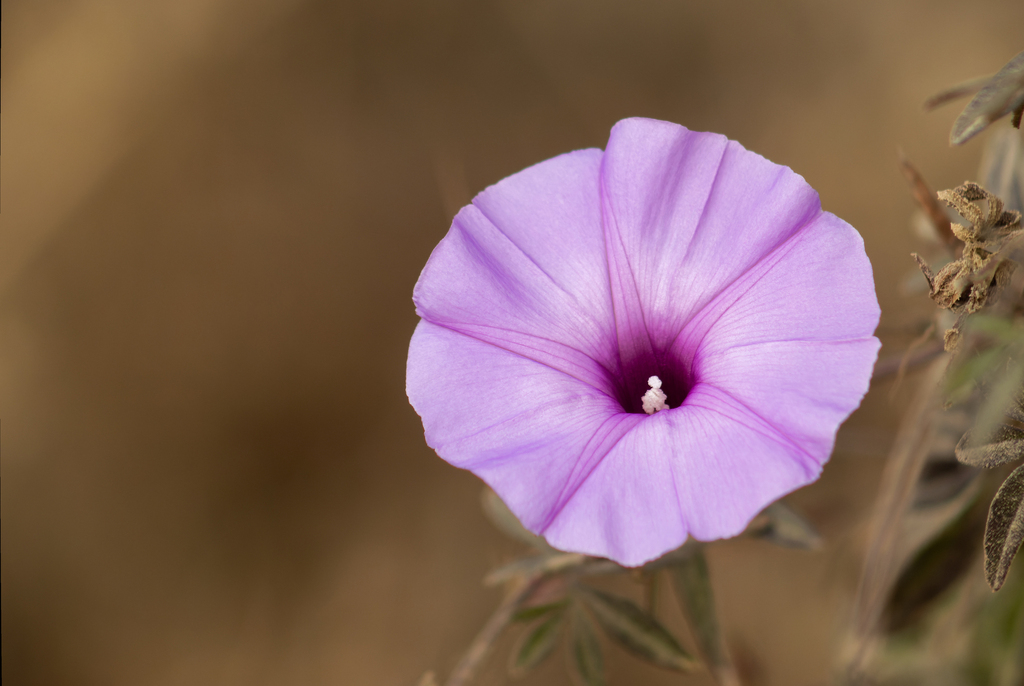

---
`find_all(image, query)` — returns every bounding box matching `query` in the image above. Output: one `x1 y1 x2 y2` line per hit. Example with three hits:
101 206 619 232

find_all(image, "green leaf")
484 552 588 587
481 488 551 549
971 363 1024 455
956 368 1024 470
884 492 986 631
966 555 1024 683
1000 598 1024 686
570 609 605 686
509 613 564 678
579 587 694 671
951 50 1024 145
945 346 1007 401
749 501 822 550
512 600 568 623
985 464 1024 591
965 314 1024 343
670 549 740 686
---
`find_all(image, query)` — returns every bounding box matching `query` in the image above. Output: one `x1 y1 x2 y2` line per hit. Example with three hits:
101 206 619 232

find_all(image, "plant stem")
444 574 545 686
845 358 947 679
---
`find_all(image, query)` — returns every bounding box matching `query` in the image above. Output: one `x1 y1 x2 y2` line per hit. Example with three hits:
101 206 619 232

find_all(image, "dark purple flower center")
615 357 693 415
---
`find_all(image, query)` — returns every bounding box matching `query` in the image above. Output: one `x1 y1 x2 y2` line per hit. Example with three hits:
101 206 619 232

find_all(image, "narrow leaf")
1009 390 1024 424
579 587 694 671
670 549 740 686
884 492 985 631
951 50 1024 145
924 74 993 111
956 425 1024 469
509 613 563 678
898 150 956 246
971 363 1024 454
912 458 980 508
985 464 1024 590
512 600 568 623
978 127 1024 216
570 609 605 686
749 500 822 550
484 552 588 587
945 346 1007 401
481 488 551 549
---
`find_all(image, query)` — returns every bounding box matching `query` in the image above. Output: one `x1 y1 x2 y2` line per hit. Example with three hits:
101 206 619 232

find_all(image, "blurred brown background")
2 1 1022 684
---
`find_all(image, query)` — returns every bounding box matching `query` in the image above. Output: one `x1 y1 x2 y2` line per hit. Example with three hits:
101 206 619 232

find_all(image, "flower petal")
406 320 640 533
541 384 822 566
671 210 880 456
414 148 621 396
599 118 823 357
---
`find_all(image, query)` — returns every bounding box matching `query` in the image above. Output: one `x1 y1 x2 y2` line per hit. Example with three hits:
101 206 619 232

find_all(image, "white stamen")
642 375 669 414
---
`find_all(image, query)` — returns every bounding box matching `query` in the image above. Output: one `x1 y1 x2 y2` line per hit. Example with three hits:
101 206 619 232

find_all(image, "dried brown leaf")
898 151 956 246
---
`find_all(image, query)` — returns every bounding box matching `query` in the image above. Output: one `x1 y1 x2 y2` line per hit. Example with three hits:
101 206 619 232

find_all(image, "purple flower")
407 118 880 566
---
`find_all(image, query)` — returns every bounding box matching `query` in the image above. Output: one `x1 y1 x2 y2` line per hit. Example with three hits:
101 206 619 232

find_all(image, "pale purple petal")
407 320 640 532
671 210 880 457
413 148 622 397
599 118 822 380
541 384 822 566
676 211 880 353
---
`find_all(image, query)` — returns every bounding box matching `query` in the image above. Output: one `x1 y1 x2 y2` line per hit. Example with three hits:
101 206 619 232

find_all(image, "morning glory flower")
407 118 880 566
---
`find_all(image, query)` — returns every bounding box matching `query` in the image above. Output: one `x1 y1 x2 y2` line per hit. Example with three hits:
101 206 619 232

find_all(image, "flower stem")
444 573 545 686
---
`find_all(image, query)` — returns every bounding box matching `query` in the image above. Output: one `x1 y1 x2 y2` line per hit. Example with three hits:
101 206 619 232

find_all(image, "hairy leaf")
973 364 1024 452
978 128 1024 216
1010 390 1024 424
580 587 694 670
670 549 739 686
924 74 993 111
951 51 1024 145
956 425 1024 469
985 464 1024 590
570 609 605 686
509 613 563 678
